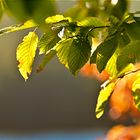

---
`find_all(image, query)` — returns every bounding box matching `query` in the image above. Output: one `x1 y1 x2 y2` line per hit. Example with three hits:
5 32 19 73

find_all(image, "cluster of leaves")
94 14 140 118
1 0 140 119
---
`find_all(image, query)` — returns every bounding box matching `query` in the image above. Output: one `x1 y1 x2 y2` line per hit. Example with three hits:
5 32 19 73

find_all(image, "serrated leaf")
96 82 115 118
16 32 38 81
56 37 91 75
0 20 37 36
38 30 60 54
45 15 71 24
117 40 140 71
132 73 140 110
77 17 104 27
37 50 56 72
90 35 118 72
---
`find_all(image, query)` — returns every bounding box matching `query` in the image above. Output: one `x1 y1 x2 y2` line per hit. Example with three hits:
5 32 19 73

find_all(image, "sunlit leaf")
117 63 134 78
105 31 131 77
105 47 120 77
16 32 38 81
77 17 104 27
96 82 115 118
38 30 60 54
90 35 118 72
45 15 72 24
37 50 56 72
0 20 37 36
56 37 91 75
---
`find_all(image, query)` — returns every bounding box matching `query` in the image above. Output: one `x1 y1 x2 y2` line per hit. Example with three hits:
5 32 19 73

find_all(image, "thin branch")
117 68 140 79
124 68 140 76
85 25 110 38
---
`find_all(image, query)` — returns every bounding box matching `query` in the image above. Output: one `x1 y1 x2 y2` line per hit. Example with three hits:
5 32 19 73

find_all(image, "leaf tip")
96 111 104 119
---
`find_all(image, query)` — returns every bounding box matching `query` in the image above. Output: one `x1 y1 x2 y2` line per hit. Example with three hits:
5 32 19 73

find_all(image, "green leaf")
109 16 119 25
38 30 60 54
108 16 120 36
45 15 73 30
117 63 134 78
90 35 118 72
45 15 72 24
105 31 131 77
56 37 91 75
132 73 140 110
77 17 104 27
117 40 140 71
96 82 115 118
124 22 140 41
16 32 38 81
105 47 120 77
37 50 56 72
0 20 37 36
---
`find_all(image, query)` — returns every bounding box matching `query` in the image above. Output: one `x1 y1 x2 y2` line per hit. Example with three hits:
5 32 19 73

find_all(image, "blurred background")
0 0 139 139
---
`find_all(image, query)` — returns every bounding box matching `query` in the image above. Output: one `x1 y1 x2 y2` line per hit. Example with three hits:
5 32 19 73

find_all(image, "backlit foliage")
0 0 140 118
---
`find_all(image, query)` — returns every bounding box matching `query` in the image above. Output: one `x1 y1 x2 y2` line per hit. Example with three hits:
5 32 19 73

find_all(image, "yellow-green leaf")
77 17 104 27
56 37 91 75
16 32 38 81
117 63 134 78
45 15 71 24
96 82 115 118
